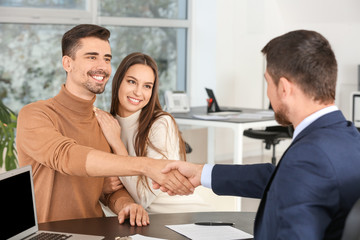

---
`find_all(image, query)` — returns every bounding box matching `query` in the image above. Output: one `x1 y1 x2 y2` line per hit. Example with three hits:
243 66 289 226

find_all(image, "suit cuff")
201 164 214 188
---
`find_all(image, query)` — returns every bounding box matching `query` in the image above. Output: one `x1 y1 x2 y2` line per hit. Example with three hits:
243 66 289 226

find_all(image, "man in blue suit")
157 30 360 239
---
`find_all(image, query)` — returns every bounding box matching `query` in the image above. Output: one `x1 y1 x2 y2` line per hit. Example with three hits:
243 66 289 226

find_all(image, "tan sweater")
16 85 110 223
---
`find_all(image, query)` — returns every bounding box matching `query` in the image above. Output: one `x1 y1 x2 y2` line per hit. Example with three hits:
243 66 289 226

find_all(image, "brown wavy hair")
110 52 187 193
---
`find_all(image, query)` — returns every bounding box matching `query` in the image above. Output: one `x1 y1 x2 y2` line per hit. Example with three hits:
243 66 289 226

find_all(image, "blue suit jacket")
212 110 360 240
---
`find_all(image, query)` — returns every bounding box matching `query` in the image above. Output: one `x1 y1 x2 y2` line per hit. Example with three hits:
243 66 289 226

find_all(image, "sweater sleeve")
16 103 92 176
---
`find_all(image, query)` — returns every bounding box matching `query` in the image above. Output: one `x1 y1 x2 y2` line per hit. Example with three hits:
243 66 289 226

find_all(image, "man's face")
65 37 112 97
265 70 292 126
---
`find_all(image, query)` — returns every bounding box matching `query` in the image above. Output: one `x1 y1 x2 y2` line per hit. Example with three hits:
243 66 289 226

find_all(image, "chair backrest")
341 198 360 240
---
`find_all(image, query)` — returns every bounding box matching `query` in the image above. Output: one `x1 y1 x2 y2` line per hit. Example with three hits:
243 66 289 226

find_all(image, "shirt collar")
292 105 338 140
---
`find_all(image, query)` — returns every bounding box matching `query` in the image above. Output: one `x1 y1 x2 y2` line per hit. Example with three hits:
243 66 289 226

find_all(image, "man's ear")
278 77 293 99
62 56 72 72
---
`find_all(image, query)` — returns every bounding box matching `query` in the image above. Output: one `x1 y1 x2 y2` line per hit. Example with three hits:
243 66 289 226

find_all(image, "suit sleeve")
211 163 274 198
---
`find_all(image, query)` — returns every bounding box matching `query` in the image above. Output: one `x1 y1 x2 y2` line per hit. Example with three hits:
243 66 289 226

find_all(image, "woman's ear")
62 56 72 73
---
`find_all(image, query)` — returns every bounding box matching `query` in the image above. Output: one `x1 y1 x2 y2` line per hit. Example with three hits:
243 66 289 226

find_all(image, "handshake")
149 160 205 196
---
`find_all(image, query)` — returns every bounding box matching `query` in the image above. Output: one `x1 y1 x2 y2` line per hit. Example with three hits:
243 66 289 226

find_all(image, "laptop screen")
0 166 38 240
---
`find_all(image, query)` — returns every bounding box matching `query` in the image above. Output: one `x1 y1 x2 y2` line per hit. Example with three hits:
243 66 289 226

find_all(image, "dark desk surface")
39 212 256 239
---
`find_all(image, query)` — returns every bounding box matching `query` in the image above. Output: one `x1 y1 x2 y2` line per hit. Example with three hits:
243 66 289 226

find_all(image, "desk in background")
172 106 278 165
39 212 255 240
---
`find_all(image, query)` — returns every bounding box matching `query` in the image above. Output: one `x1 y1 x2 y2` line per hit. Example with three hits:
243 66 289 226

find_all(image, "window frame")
0 0 191 92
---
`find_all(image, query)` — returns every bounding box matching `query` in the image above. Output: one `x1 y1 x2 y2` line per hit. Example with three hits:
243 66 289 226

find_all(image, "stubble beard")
274 103 292 126
85 70 110 94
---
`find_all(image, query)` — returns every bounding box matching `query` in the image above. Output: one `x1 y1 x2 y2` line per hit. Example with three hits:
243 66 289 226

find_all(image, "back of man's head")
62 24 110 59
262 30 337 104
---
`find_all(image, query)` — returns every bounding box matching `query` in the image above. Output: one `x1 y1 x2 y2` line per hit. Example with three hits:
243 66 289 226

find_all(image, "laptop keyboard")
29 232 72 240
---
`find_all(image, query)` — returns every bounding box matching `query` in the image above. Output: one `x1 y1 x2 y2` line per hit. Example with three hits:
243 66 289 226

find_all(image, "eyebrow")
127 75 154 85
84 52 112 59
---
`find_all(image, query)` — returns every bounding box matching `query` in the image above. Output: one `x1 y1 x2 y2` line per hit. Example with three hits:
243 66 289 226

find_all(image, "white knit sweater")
114 110 212 214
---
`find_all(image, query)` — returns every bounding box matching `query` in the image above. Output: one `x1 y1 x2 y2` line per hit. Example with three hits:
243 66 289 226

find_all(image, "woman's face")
117 64 155 117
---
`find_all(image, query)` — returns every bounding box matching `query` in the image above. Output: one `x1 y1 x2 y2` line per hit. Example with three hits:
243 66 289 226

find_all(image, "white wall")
188 0 360 163
207 0 360 119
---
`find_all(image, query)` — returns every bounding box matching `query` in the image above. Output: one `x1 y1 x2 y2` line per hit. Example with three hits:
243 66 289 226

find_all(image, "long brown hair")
110 52 187 192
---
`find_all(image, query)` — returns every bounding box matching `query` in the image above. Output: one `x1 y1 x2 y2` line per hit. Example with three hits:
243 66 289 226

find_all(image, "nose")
133 85 142 96
96 58 111 72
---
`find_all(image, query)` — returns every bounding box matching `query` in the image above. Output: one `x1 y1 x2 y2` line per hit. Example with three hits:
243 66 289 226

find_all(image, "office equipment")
351 92 360 129
341 198 360 240
164 90 190 113
39 212 256 239
205 88 242 113
0 165 104 240
195 221 234 226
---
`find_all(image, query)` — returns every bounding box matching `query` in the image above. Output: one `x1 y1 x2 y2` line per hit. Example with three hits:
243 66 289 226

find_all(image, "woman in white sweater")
96 52 211 214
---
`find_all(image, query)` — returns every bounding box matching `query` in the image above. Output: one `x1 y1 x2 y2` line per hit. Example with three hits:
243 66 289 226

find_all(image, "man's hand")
108 188 149 226
152 161 204 195
103 177 123 194
144 159 195 196
117 202 149 227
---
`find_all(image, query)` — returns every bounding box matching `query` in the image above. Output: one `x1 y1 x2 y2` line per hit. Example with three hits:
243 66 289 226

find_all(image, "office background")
1 0 360 211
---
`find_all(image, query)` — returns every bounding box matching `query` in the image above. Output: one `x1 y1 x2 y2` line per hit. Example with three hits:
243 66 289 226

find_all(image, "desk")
39 212 256 240
172 107 277 165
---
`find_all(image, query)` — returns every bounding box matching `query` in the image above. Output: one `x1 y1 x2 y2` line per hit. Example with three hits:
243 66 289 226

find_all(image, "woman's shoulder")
152 113 176 128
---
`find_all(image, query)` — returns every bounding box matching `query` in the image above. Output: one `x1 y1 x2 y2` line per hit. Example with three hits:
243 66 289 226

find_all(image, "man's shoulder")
19 98 54 115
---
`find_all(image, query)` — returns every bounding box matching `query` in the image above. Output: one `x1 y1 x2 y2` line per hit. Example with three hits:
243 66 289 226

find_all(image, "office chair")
243 125 293 165
243 104 293 165
341 198 360 240
185 141 193 154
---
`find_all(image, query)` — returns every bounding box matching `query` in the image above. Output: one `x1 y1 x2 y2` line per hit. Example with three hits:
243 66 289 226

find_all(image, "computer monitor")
352 92 360 128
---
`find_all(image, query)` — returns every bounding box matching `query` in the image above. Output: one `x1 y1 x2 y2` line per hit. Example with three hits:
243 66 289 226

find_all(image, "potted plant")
0 100 18 171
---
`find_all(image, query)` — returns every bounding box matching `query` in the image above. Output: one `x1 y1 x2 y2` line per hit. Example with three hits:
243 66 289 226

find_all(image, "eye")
144 84 153 89
105 57 111 63
88 56 96 60
128 80 136 84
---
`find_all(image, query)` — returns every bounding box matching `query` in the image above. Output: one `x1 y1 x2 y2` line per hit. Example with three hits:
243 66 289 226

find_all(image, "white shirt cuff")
201 164 214 189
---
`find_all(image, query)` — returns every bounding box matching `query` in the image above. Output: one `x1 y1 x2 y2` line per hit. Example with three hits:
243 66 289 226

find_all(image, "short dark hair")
61 24 110 59
262 30 337 104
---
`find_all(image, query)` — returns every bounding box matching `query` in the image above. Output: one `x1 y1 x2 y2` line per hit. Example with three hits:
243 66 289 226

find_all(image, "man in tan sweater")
16 24 193 226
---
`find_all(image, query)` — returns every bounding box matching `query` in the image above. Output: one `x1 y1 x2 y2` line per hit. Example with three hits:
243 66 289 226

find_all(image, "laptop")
0 165 104 240
205 88 242 113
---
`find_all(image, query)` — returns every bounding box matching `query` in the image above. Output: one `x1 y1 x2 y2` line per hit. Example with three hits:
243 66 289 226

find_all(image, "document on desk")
193 110 274 120
166 224 253 240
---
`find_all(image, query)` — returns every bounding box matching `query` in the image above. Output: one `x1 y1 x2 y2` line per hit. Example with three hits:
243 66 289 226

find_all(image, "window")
0 0 189 113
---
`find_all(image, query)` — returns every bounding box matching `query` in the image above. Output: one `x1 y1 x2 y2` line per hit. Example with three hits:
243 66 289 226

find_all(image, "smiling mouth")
92 75 104 82
128 96 141 104
88 70 109 83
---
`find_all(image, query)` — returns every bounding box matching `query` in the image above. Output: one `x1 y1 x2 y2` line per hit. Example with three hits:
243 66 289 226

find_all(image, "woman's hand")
94 107 128 155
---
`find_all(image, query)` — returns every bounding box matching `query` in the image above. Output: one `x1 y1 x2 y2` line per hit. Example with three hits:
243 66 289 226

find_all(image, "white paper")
166 224 253 240
128 234 166 240
193 114 231 120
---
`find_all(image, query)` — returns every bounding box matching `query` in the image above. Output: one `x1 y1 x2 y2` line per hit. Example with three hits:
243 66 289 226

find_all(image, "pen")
195 221 234 226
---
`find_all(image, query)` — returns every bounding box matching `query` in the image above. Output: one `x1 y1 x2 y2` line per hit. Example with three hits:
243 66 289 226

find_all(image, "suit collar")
292 110 345 144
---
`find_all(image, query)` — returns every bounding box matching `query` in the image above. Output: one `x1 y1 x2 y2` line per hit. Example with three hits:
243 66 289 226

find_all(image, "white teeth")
93 76 103 81
129 97 140 103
